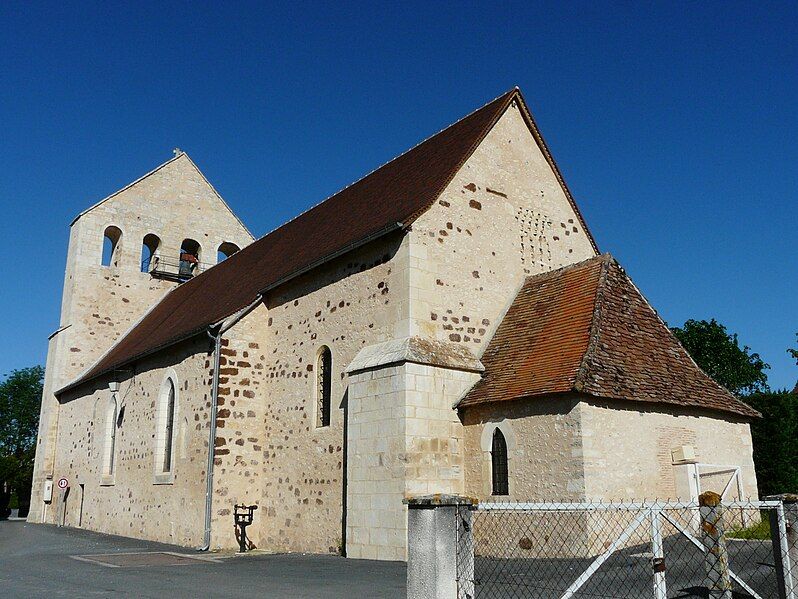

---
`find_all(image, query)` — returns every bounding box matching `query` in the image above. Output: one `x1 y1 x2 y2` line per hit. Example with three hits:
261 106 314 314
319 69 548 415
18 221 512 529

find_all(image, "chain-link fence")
454 497 798 599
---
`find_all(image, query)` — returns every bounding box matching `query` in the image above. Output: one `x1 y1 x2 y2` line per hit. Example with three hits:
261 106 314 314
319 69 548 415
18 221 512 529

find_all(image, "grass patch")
727 518 771 540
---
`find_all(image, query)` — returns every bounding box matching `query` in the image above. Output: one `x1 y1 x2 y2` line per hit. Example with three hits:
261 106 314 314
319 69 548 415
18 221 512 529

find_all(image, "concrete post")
404 495 474 599
699 491 732 599
766 494 797 599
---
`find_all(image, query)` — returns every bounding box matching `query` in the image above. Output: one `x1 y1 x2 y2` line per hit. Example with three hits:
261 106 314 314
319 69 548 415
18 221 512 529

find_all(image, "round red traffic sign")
57 477 69 490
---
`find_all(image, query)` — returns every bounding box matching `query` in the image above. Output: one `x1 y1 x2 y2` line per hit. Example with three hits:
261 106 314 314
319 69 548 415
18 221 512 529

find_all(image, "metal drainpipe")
197 295 263 552
198 327 222 551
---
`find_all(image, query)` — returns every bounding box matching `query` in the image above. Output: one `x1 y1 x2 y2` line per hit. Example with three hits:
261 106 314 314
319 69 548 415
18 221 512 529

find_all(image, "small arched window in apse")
316 346 332 428
217 242 240 264
140 233 161 273
101 226 122 267
178 238 201 278
491 428 509 496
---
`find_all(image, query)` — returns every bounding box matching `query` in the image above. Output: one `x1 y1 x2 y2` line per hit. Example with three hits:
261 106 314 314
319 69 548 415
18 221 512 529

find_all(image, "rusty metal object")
652 557 666 573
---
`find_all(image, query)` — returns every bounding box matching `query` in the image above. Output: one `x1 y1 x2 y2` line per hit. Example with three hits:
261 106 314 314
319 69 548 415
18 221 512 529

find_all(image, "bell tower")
29 151 254 522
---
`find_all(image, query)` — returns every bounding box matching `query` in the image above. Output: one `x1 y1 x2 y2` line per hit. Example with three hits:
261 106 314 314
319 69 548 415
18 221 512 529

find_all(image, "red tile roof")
60 88 598 394
458 255 759 418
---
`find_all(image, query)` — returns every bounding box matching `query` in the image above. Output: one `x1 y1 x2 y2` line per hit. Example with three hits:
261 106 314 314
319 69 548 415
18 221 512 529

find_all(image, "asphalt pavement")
0 520 406 598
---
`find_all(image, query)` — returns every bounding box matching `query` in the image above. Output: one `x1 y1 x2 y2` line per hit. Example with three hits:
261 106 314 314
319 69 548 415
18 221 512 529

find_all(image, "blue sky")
1 1 795 389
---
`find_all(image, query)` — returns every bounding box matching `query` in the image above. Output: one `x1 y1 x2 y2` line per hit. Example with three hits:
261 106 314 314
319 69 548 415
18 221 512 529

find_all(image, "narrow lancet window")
316 347 332 428
102 395 118 477
162 379 176 473
491 428 509 496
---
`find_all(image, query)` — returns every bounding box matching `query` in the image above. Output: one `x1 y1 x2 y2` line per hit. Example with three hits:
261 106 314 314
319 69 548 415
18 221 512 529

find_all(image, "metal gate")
456 499 796 599
692 463 746 501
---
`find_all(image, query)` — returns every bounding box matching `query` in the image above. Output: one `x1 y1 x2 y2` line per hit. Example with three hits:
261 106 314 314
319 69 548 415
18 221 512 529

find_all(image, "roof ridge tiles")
573 255 613 393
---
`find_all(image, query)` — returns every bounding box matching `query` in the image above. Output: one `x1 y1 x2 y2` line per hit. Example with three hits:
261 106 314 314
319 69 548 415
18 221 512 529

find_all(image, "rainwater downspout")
196 221 405 550
198 295 263 551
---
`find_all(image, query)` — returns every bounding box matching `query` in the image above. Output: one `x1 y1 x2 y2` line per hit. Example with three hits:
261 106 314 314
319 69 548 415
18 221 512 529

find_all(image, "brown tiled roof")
459 255 759 418
60 88 598 394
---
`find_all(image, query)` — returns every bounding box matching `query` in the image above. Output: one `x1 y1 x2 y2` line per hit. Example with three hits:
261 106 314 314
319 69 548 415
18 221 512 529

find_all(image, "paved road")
0 521 406 598
469 535 780 598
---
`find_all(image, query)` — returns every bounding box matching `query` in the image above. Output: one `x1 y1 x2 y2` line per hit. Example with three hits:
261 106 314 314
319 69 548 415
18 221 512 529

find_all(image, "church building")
30 88 759 560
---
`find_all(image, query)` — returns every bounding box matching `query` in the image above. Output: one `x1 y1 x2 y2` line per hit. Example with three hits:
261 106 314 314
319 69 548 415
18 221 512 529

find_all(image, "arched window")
491 428 509 496
102 393 118 478
140 233 161 273
178 239 201 279
316 346 332 428
156 377 178 475
163 379 176 472
101 226 122 267
217 241 240 263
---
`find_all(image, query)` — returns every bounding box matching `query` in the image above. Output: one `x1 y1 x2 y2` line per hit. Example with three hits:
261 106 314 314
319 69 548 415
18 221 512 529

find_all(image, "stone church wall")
36 100 754 563
461 395 587 502
406 102 597 356
208 304 270 550
460 395 758 505
51 336 213 546
579 399 758 501
341 103 603 560
58 153 251 382
30 154 253 523
345 363 408 560
346 360 480 560
219 232 411 555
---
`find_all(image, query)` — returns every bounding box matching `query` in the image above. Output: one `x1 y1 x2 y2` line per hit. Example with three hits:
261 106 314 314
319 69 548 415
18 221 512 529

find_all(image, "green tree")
0 365 44 516
745 391 798 495
671 319 769 396
789 332 798 366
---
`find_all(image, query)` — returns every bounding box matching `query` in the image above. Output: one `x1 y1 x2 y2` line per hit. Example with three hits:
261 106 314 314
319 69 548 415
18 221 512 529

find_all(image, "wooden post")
699 491 732 599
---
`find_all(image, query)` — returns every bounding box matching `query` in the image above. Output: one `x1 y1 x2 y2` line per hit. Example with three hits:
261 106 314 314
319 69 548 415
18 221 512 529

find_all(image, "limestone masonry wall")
342 104 600 559
407 103 596 354
346 361 480 560
461 395 758 504
230 233 410 555
209 305 270 550
52 336 213 545
579 399 758 500
462 395 586 501
30 153 253 522
346 364 408 560
60 153 251 380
